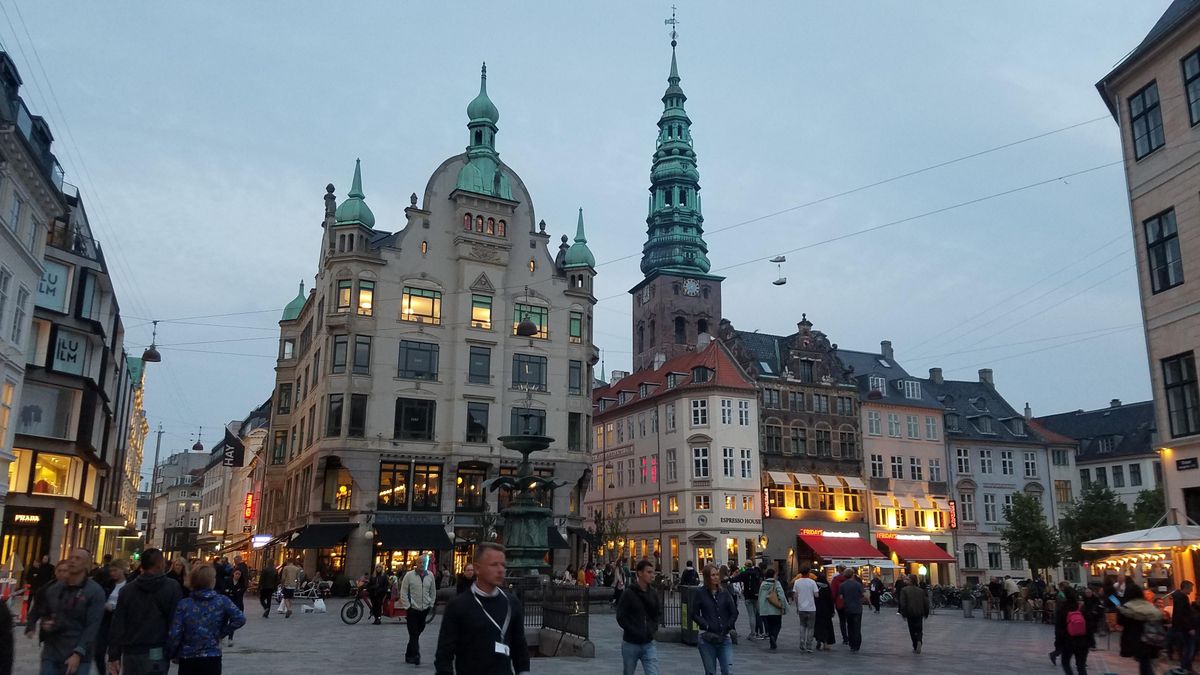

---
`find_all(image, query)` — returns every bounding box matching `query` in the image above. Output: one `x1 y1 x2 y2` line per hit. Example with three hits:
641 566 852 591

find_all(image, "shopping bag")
276 599 286 614
313 598 327 613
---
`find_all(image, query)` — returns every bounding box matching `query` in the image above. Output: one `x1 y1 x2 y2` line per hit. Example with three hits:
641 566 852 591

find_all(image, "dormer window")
1008 419 1026 436
971 397 988 412
945 413 959 431
903 380 921 399
666 373 681 389
692 366 712 383
974 416 993 434
618 391 633 405
1096 436 1115 453
869 375 886 395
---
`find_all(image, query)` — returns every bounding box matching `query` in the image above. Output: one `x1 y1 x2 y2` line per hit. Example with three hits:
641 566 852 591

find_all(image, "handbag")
767 582 782 610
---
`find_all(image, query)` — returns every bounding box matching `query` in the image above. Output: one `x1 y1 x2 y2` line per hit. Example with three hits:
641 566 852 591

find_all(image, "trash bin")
680 585 699 646
962 595 974 618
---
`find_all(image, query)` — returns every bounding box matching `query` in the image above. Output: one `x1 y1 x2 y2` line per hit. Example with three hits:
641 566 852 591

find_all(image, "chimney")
978 368 993 386
1024 402 1032 420
929 367 943 385
1110 398 1122 408
652 352 667 371
697 332 712 351
611 370 629 383
880 340 894 361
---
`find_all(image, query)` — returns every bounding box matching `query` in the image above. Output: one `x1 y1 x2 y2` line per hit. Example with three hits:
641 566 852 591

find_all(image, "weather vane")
665 5 680 46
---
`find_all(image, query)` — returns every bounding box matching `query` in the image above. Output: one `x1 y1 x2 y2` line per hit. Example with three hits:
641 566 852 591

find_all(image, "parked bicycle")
339 585 439 625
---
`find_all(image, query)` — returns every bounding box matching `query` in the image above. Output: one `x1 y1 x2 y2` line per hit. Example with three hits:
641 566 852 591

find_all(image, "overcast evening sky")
2 1 1168 478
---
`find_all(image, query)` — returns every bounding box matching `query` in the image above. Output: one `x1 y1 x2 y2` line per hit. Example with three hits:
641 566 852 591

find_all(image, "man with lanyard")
400 554 438 666
435 543 530 675
25 548 105 675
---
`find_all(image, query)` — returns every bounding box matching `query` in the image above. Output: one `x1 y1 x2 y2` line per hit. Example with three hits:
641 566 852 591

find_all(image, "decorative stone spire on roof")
281 281 306 321
456 63 513 200
564 207 595 269
333 159 375 227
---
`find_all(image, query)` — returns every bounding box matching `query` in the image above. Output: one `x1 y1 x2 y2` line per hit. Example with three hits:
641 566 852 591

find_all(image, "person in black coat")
1054 587 1091 675
0 597 12 675
434 543 529 675
814 571 836 650
455 563 476 595
258 563 279 618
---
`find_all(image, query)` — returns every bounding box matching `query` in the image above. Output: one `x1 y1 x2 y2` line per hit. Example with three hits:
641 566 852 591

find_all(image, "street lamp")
141 320 162 363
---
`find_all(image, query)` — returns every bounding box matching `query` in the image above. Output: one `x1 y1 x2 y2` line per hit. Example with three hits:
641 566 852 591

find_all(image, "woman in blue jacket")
168 564 246 675
692 564 739 675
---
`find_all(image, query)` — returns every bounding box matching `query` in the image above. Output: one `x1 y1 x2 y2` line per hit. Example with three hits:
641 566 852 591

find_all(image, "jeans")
1136 655 1154 675
369 592 386 620
121 651 170 675
1169 628 1196 671
796 611 815 650
259 588 275 615
621 640 659 675
762 614 781 647
905 615 923 649
40 658 92 675
697 636 732 675
405 608 429 661
1060 644 1088 675
836 607 848 641
846 611 862 651
743 598 760 635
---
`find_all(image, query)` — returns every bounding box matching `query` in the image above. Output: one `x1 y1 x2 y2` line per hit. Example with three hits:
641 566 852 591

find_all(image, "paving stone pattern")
11 601 1151 674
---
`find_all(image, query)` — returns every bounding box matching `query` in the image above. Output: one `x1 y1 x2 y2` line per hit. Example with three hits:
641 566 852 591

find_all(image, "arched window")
497 220 506 236
638 323 645 354
697 319 709 335
486 218 495 235
674 317 686 344
701 286 710 299
420 240 428 255
680 189 687 206
475 215 484 232
665 189 673 207
474 130 483 145
464 213 473 231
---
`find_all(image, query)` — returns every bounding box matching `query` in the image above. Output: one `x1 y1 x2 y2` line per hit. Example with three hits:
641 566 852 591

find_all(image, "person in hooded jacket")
168 564 245 675
1118 582 1164 675
107 548 182 675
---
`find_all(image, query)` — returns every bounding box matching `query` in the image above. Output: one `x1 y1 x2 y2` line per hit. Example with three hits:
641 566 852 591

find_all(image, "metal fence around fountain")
511 581 591 638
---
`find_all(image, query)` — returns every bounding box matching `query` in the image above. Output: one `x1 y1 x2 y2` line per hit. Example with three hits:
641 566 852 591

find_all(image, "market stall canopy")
877 536 956 562
373 524 452 550
798 533 882 560
1082 524 1200 551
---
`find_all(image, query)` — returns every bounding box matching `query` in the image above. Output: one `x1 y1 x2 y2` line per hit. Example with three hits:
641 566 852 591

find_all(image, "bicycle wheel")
341 598 365 624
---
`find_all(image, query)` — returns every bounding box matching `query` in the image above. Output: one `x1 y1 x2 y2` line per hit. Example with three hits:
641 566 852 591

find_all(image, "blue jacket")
692 586 739 635
167 589 245 659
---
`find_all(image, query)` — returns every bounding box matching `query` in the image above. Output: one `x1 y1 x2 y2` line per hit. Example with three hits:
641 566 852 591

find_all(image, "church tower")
630 31 723 371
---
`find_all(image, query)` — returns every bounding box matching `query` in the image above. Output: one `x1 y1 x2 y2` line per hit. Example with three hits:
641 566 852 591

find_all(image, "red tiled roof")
797 534 883 560
876 536 956 563
592 341 755 419
1026 419 1078 446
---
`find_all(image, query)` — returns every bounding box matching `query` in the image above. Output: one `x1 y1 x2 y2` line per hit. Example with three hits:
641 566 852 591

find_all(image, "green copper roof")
640 41 711 276
467 63 500 125
456 63 513 200
281 281 305 322
334 159 375 227
126 356 144 387
564 207 595 269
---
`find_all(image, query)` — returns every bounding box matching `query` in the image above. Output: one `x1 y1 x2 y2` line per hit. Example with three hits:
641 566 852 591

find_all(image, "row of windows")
270 398 586 464
594 446 754 492
764 485 863 512
867 376 922 400
871 507 946 530
599 493 756 518
0 267 30 347
955 491 1040 523
1080 462 1160 490
866 412 940 440
953 447 1040 478
462 213 507 237
761 389 855 416
594 399 752 450
868 454 944 482
961 542 1022 571
761 424 859 459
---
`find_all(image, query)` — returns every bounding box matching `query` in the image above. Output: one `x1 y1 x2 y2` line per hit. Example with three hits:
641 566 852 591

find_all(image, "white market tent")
1082 524 1200 552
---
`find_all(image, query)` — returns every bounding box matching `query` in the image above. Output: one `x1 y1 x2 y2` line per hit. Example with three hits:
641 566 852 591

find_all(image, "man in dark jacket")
258 563 279 618
838 570 865 652
1168 580 1195 673
617 559 660 675
106 548 182 675
25 548 105 675
434 543 529 675
730 562 763 639
897 574 930 653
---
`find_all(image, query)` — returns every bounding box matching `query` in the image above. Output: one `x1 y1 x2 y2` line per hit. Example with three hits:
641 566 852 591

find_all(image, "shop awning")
286 523 357 549
766 471 794 485
1082 523 1200 551
913 496 933 509
217 535 252 555
547 526 570 549
816 475 841 487
793 473 818 487
568 526 597 546
842 476 868 490
877 537 956 562
798 533 882 560
374 524 452 550
264 528 300 547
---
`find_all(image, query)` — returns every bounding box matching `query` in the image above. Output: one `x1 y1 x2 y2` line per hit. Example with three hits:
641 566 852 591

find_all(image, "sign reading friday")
947 500 959 530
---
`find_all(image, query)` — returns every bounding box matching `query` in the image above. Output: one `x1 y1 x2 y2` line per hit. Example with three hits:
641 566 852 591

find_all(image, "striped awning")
842 476 868 490
793 473 818 487
816 475 841 487
767 471 794 485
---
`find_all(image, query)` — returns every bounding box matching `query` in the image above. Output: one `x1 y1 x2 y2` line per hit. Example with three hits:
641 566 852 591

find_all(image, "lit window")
401 287 442 324
471 295 492 329
336 279 352 310
569 311 583 344
512 303 548 339
356 280 374 316
694 494 711 511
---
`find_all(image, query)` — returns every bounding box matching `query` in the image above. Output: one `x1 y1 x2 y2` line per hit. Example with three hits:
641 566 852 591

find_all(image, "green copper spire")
640 38 711 276
334 159 375 227
564 207 595 269
457 63 513 200
281 281 306 321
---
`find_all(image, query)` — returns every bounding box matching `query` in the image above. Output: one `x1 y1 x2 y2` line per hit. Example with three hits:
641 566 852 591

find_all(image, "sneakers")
262 609 269 618
285 609 292 618
915 641 922 654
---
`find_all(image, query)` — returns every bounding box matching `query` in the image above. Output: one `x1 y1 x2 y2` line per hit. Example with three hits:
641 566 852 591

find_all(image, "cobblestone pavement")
12 601 1152 674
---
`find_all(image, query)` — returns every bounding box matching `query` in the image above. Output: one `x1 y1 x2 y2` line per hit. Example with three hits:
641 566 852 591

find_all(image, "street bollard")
962 595 974 618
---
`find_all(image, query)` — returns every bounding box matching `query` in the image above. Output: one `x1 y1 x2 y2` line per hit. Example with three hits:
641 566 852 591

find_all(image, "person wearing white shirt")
400 554 438 666
791 566 819 653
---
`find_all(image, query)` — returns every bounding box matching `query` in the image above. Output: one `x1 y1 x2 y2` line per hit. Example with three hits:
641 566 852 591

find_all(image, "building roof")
1035 400 1157 460
1025 419 1078 446
592 340 754 419
1096 0 1200 117
563 207 595 269
466 62 499 125
921 375 1046 445
333 159 375 228
837 347 943 411
281 281 306 322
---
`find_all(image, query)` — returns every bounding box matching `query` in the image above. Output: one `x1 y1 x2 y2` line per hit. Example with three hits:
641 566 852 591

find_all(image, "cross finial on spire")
664 5 680 47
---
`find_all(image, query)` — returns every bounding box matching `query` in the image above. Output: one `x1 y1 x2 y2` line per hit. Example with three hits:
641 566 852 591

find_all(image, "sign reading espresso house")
719 517 761 525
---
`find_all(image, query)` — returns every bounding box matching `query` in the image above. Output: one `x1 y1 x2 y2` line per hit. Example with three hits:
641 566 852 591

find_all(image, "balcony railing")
47 220 100 261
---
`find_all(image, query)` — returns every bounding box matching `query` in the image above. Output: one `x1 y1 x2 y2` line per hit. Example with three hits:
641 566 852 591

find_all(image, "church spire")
639 20 712 277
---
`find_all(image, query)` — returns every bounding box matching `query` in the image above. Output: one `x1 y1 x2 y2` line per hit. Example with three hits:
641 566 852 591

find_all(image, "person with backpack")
730 561 763 640
1055 587 1091 675
1167 580 1196 674
756 568 788 650
1119 582 1165 675
897 573 929 654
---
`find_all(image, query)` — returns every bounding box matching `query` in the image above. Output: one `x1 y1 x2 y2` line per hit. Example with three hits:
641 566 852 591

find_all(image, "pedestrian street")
11 602 1149 675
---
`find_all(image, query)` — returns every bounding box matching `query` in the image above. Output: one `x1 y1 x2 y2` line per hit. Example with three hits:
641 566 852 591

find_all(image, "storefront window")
376 549 435 574
411 464 442 511
31 452 81 497
317 544 346 575
322 462 353 511
378 462 409 510
455 465 486 512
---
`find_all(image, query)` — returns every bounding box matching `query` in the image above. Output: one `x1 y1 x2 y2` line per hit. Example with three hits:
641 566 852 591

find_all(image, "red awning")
797 534 882 560
877 537 956 563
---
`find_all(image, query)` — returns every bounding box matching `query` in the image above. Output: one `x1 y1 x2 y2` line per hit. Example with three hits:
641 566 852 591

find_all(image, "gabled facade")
586 341 760 573
259 67 597 578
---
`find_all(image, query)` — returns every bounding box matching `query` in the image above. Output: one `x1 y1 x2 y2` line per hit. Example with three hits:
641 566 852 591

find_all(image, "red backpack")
1066 608 1087 637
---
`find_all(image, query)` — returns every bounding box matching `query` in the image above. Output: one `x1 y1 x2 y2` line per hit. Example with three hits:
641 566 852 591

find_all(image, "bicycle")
341 586 370 624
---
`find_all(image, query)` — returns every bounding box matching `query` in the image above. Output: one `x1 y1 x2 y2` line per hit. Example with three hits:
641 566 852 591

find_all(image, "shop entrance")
0 507 53 575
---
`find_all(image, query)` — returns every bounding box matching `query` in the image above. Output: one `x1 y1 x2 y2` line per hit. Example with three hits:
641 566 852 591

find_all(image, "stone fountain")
492 410 565 578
